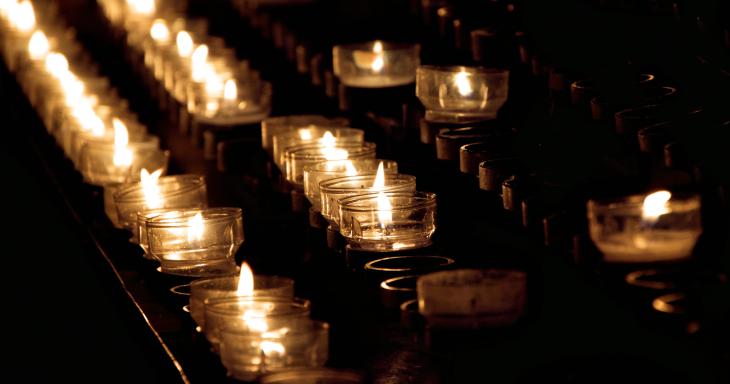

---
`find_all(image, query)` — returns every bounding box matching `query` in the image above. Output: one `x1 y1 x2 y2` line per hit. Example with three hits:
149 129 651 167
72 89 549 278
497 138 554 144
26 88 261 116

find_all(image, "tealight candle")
219 320 329 381
417 269 527 328
332 40 420 88
587 190 701 263
204 296 311 352
260 115 350 157
319 172 417 228
272 127 365 172
416 65 509 123
303 159 398 212
338 191 437 252
285 142 377 185
146 207 244 276
113 173 208 235
189 262 295 331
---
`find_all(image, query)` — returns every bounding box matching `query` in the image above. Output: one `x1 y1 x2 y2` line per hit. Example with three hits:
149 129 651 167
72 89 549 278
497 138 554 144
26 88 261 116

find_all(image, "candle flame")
127 0 154 15
224 79 237 101
242 310 269 333
259 341 286 356
205 75 224 97
0 0 16 17
44 52 68 78
319 131 348 160
320 131 335 146
371 41 384 72
150 19 170 43
371 161 385 190
298 128 313 141
642 190 671 222
373 41 384 53
376 191 393 227
454 70 473 96
176 31 193 58
191 44 208 66
140 168 163 209
28 30 49 60
10 0 35 32
187 212 204 242
112 118 133 166
236 262 254 295
344 160 358 176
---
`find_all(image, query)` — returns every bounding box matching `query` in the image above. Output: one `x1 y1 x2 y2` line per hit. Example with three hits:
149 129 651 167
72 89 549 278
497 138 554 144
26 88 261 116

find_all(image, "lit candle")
587 191 702 263
333 41 420 88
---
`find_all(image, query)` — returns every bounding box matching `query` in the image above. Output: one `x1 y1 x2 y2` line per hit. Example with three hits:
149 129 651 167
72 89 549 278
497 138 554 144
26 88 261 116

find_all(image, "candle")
416 65 509 123
219 320 329 381
303 159 398 212
189 262 295 332
333 41 420 88
319 169 417 228
113 173 208 235
338 191 437 252
587 191 701 263
260 115 350 157
203 296 311 353
272 127 365 172
145 207 244 276
285 141 377 185
417 269 527 328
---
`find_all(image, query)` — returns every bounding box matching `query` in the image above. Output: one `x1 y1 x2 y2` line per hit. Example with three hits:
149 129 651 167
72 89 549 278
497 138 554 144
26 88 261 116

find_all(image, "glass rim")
274 126 364 142
417 65 509 76
320 173 416 194
339 191 436 213
190 274 294 291
146 207 242 228
417 269 527 288
114 174 205 203
587 193 700 214
288 142 377 159
220 320 329 337
364 255 454 273
304 158 397 174
333 40 420 52
260 368 363 383
205 296 311 316
380 275 419 292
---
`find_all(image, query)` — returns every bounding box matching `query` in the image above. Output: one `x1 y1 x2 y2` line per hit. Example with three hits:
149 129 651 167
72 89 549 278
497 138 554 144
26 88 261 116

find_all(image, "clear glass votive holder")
261 115 350 156
189 275 295 331
114 174 208 237
146 207 244 276
285 142 377 185
78 143 170 186
417 269 527 328
587 193 701 263
204 296 311 353
137 208 180 258
272 126 364 172
219 320 329 381
187 79 273 125
333 41 420 88
339 191 437 252
416 65 509 123
304 159 398 212
319 174 417 227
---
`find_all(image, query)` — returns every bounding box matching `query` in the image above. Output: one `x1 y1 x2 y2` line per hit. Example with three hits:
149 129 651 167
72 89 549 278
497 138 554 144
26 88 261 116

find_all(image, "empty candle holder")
304 159 398 213
146 207 244 276
190 274 295 332
260 368 364 384
333 41 420 88
272 127 364 172
114 174 208 237
380 275 419 309
319 173 417 228
364 255 455 280
261 115 350 157
338 191 437 252
417 269 527 329
435 125 509 162
219 320 329 381
416 65 509 123
204 296 311 352
587 191 701 263
285 142 377 185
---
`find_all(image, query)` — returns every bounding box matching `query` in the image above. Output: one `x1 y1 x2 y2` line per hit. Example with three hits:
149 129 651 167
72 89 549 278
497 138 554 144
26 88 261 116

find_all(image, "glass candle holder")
285 142 377 185
146 207 244 276
187 78 273 125
587 191 701 263
332 41 420 88
204 296 311 352
416 65 509 123
261 115 350 156
189 275 295 331
260 368 364 384
137 208 178 258
78 143 170 186
219 320 329 381
319 174 417 227
114 174 208 237
417 269 527 328
304 159 398 212
339 191 436 252
272 126 364 171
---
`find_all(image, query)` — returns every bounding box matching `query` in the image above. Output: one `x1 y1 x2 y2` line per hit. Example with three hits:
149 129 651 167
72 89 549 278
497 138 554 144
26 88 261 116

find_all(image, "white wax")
340 74 414 88
595 230 700 263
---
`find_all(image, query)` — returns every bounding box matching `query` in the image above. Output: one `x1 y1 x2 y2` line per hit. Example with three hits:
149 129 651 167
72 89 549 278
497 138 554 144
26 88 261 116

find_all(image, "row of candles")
3 0 710 381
